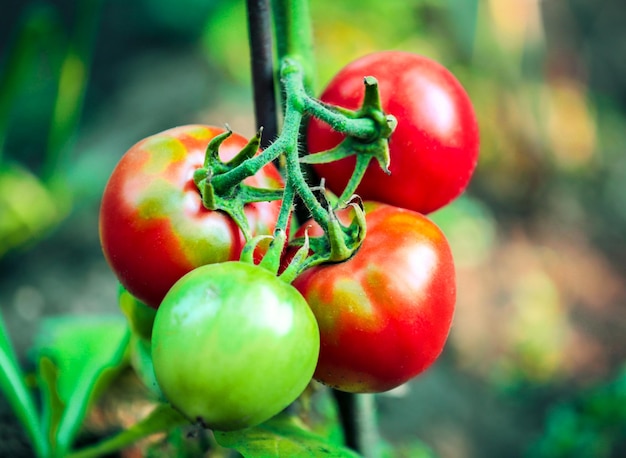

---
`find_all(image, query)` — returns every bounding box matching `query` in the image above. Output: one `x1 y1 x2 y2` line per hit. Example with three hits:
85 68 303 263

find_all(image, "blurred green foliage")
0 163 61 257
0 1 101 256
529 365 626 457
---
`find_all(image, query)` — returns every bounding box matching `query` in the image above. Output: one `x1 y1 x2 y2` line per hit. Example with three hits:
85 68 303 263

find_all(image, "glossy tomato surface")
99 125 283 308
307 51 479 214
292 203 456 393
152 262 320 431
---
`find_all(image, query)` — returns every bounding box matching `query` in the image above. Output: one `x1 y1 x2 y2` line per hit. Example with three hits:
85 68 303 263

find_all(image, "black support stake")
246 0 278 148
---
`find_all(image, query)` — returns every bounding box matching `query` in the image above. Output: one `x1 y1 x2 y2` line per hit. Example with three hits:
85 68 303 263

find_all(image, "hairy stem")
280 100 328 231
302 97 377 140
272 0 316 96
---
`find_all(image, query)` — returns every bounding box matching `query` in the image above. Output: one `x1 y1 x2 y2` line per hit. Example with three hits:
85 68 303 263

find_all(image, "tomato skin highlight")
99 125 283 309
292 203 456 393
307 51 479 214
151 261 320 431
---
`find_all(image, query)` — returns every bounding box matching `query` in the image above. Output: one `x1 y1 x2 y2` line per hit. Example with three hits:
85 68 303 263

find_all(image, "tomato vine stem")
275 176 295 234
271 0 316 97
302 97 378 141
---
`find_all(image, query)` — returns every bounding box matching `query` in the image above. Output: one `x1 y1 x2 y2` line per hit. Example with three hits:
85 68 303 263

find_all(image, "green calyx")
299 75 397 206
240 228 287 278
284 196 367 281
239 195 367 283
327 198 367 262
193 129 283 240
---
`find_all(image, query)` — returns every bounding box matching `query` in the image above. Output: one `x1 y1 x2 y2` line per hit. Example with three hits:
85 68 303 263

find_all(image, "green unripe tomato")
151 261 320 431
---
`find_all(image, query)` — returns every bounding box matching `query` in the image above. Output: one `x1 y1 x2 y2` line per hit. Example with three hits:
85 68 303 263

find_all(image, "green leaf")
0 311 48 458
66 403 187 458
32 315 131 456
214 414 361 457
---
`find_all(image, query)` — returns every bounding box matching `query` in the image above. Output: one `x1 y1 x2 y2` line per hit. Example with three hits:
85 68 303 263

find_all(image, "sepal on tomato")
258 228 288 274
300 76 395 179
239 227 288 276
203 127 234 172
326 196 366 262
192 129 284 241
279 231 310 284
224 127 262 168
286 195 366 279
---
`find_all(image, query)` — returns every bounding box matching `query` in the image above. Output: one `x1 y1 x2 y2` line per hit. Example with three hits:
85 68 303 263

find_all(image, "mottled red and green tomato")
99 125 283 309
307 51 479 214
151 261 320 431
292 203 455 393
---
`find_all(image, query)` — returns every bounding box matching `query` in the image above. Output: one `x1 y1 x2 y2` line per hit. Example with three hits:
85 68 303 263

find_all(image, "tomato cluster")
98 50 477 430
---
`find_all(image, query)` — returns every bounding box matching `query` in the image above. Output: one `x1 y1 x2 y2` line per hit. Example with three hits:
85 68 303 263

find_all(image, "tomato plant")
292 202 456 393
151 261 320 431
307 51 479 214
0 3 482 455
99 125 284 309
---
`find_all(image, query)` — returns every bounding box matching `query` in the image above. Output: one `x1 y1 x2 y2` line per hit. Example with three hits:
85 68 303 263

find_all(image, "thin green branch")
302 98 378 140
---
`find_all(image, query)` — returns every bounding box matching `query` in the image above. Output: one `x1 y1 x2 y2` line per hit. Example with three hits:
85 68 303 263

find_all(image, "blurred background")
1 0 625 456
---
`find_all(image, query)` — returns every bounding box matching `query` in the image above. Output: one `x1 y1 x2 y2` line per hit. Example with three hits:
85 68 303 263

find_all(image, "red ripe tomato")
99 125 283 309
307 51 479 214
292 202 455 393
